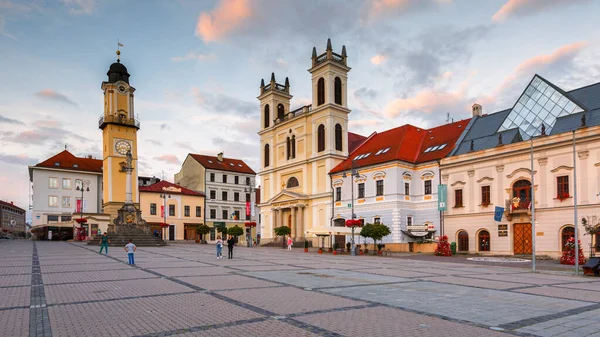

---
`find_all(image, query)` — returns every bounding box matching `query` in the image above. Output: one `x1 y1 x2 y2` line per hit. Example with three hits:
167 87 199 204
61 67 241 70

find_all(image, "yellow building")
99 51 140 221
139 180 205 241
257 39 365 244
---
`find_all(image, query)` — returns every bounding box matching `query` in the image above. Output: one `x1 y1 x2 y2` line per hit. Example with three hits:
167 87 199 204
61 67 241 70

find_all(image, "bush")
334 242 339 250
435 235 452 256
560 237 586 265
228 225 244 238
304 240 309 249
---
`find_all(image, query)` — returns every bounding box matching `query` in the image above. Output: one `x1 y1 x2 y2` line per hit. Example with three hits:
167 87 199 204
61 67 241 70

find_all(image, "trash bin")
450 242 457 255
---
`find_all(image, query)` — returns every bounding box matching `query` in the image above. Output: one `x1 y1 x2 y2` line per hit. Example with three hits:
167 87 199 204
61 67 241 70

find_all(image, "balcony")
504 197 531 220
99 114 140 130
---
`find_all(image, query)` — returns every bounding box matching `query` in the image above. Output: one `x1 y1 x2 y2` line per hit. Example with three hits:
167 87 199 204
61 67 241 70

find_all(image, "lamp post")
245 179 256 247
159 191 171 241
76 180 91 237
343 159 359 256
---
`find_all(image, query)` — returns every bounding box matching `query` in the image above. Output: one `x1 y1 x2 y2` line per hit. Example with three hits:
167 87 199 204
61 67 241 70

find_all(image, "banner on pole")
251 201 255 217
494 206 504 222
246 202 251 216
438 184 447 211
161 205 164 218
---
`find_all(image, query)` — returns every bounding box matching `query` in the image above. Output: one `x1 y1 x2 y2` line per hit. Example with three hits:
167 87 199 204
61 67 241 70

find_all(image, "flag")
118 43 124 47
246 202 251 216
494 206 504 222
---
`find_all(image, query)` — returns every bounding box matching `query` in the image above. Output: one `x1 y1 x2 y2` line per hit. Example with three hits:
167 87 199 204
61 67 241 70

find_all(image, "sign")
76 199 82 213
407 225 428 231
494 206 504 222
409 231 429 237
251 201 255 217
246 202 251 216
348 203 352 208
161 205 164 218
498 224 508 231
438 184 447 211
48 230 52 240
498 231 508 237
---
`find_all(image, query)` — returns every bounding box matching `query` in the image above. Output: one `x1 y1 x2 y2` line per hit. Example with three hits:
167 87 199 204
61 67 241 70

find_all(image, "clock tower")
99 50 140 220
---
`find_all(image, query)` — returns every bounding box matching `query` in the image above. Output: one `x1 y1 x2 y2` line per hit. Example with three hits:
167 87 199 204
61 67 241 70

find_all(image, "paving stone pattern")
2 240 600 336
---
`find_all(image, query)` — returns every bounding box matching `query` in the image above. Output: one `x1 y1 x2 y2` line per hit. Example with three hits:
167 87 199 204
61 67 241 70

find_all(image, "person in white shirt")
216 236 223 259
124 239 137 265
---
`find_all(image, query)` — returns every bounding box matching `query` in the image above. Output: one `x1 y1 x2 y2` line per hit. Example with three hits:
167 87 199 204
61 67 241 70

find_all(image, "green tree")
216 223 227 236
274 226 291 247
228 225 244 241
196 224 210 242
370 223 391 251
360 223 373 249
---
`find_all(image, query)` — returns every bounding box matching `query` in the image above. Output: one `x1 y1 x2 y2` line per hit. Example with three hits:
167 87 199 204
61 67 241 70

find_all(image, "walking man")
227 235 235 259
99 232 110 255
124 239 136 265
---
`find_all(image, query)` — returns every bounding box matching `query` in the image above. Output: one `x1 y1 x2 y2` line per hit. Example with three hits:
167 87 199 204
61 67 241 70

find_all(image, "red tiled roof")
34 150 102 173
348 132 367 153
139 180 205 196
330 119 471 174
0 200 25 212
189 154 256 174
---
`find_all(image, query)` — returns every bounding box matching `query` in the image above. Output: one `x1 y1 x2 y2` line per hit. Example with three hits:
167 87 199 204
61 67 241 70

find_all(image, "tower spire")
326 38 332 51
116 40 124 62
270 72 276 83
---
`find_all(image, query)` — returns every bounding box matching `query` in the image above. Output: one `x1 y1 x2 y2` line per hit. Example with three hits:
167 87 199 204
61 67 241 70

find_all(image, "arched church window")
287 177 299 188
317 124 325 152
291 135 296 159
286 137 291 160
335 124 342 151
317 78 325 106
264 144 270 168
278 104 285 120
264 105 270 128
334 77 342 105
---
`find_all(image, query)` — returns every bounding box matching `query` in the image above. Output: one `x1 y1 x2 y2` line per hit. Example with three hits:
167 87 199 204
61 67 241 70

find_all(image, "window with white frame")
49 196 58 207
49 177 58 189
407 216 413 226
62 196 71 208
376 180 384 196
424 180 432 195
62 178 71 189
335 187 341 201
374 217 381 224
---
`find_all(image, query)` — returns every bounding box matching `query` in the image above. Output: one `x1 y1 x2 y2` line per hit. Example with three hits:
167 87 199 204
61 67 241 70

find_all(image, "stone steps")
87 227 167 247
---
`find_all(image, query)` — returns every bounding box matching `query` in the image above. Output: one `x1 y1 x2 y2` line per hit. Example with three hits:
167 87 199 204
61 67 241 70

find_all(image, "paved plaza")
1 241 600 337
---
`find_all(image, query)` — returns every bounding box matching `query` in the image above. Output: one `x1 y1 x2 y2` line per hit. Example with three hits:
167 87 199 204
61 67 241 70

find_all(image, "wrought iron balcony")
99 114 140 130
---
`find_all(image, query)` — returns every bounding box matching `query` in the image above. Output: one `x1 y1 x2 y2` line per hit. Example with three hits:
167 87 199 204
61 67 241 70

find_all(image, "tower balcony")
99 114 140 130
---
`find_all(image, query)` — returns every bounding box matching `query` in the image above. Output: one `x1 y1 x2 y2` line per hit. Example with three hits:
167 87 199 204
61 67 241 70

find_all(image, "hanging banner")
251 201 255 217
494 206 504 222
76 199 82 213
246 201 251 216
161 205 164 218
438 184 447 211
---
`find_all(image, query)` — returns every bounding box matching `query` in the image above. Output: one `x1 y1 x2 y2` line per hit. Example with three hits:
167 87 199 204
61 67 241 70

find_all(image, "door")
185 228 196 241
513 223 532 254
169 225 175 241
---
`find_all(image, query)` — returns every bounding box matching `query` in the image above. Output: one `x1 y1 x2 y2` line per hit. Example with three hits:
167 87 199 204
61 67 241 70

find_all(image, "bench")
582 257 600 276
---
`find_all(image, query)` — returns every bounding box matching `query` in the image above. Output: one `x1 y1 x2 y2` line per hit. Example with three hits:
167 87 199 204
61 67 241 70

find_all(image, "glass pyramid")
498 75 585 139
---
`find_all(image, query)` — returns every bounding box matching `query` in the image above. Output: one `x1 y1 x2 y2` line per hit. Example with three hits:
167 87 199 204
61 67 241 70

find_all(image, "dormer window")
73 164 78 168
54 162 60 166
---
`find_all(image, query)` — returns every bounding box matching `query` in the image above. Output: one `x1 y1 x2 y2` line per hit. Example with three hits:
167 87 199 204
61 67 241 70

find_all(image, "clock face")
117 84 127 95
115 140 131 155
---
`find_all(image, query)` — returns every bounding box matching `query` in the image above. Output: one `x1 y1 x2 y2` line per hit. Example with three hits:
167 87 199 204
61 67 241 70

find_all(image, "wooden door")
513 223 532 254
185 228 196 240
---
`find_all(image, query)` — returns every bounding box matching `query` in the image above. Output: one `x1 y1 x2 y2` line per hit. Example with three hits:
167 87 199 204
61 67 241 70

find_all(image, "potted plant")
328 247 333 253
196 224 210 244
377 243 383 255
346 242 351 252
318 248 323 254
304 240 309 253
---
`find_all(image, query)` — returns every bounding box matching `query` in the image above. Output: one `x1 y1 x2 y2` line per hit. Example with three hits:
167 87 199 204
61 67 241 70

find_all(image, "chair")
582 257 600 276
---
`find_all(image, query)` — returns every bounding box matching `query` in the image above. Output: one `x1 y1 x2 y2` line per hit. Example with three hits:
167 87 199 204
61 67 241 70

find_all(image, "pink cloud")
35 89 76 106
492 0 583 22
366 0 449 21
195 0 253 42
383 90 467 118
370 54 386 65
154 154 181 165
349 119 382 128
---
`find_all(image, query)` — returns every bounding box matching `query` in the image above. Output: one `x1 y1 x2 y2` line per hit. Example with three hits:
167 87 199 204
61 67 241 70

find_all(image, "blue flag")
494 206 504 222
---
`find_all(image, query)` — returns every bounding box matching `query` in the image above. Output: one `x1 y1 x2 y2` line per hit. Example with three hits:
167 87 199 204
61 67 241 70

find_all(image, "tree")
369 223 391 252
216 223 227 236
228 225 244 242
274 226 291 247
196 224 210 242
360 224 373 250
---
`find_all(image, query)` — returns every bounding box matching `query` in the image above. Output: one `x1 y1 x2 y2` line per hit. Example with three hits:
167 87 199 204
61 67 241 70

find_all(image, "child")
216 235 223 259
99 232 110 255
287 236 293 251
124 239 136 265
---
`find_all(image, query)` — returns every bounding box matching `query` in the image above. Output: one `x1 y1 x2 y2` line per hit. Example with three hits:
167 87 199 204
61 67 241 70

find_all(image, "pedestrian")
153 229 158 238
216 235 223 259
287 236 293 251
227 235 235 259
124 239 136 265
99 232 110 255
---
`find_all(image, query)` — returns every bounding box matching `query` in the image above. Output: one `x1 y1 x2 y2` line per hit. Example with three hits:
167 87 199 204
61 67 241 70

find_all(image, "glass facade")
498 75 584 139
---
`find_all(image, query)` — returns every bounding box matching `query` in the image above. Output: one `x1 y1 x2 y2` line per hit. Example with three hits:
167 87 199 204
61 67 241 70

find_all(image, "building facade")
441 75 600 258
139 180 205 241
175 152 258 243
257 39 367 244
0 200 26 235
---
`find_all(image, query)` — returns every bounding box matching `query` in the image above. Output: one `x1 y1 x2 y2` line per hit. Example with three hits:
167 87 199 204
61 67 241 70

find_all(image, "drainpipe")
329 173 334 248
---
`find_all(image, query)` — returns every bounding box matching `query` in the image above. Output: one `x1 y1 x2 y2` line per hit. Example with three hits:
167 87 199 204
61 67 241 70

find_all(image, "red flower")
345 219 363 227
244 222 257 228
75 218 88 224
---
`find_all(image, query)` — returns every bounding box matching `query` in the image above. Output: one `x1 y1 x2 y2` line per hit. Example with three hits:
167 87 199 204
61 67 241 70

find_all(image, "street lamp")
342 159 360 256
159 192 171 241
76 180 91 238
244 179 256 247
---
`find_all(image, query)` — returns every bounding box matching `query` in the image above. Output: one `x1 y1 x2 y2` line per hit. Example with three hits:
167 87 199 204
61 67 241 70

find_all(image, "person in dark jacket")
227 235 235 259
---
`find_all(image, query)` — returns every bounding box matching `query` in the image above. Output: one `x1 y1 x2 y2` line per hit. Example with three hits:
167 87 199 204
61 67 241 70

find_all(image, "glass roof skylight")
438 144 447 150
498 75 585 140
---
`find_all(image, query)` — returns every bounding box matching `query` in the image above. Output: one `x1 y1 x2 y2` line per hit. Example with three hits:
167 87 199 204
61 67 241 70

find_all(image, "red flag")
161 205 164 217
246 202 251 216
76 199 82 213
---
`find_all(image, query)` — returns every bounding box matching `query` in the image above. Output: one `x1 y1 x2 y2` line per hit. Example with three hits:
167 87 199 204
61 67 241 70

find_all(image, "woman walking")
227 235 235 259
287 236 293 251
216 235 223 259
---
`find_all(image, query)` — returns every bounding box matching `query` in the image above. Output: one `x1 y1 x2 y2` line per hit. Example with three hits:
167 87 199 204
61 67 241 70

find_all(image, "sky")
1 0 600 216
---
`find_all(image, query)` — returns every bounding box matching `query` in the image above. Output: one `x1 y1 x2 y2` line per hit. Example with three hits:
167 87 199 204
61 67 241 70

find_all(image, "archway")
478 230 490 252
560 226 574 251
458 230 469 252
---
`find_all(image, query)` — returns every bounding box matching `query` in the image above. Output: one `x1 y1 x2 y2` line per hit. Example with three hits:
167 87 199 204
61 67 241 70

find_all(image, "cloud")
0 16 16 40
355 88 378 100
191 87 256 117
174 141 196 151
154 154 181 165
383 88 468 123
160 123 170 130
35 89 77 106
60 0 95 15
195 0 253 42
366 0 449 22
211 137 259 171
492 0 586 22
171 51 217 62
0 115 24 125
370 54 386 65
147 139 162 146
1 118 91 146
348 119 382 128
0 153 38 166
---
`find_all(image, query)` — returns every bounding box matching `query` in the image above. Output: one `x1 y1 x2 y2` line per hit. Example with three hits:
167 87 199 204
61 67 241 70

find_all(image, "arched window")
317 124 325 152
264 105 270 128
458 231 469 252
277 104 285 120
478 230 490 252
291 135 296 159
335 123 342 151
561 226 574 251
287 177 299 188
264 144 270 168
512 180 532 210
286 137 291 160
317 78 325 106
334 77 342 105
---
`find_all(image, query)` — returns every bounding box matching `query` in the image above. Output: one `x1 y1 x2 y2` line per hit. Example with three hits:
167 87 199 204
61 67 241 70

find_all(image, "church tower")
99 50 140 220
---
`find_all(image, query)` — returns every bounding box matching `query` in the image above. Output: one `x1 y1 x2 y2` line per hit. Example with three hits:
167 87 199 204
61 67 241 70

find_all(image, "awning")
402 230 436 238
305 227 355 236
32 223 75 230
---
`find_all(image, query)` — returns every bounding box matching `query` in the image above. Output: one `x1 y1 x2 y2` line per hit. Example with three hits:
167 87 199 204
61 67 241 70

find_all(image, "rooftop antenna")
116 39 124 62
446 113 450 124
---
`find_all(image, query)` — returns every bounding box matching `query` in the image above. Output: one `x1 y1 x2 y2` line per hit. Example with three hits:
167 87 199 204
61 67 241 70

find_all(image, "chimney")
472 103 482 117
88 155 93 159
217 152 224 162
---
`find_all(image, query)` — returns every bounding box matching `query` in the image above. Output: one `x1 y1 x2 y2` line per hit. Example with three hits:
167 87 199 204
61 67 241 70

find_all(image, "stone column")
468 170 475 212
299 205 305 238
291 207 296 239
279 208 284 230
578 151 589 204
496 165 505 207
538 158 548 207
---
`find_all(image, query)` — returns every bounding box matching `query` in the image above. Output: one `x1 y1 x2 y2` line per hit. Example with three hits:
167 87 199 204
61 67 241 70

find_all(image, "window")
184 206 190 217
62 178 71 189
455 189 463 207
405 182 410 195
376 180 384 196
317 124 325 152
557 176 569 199
234 176 239 184
210 173 215 182
150 203 157 215
246 177 251 186
245 213 250 221
210 209 216 219
196 206 201 217
291 135 296 158
481 186 491 205
47 215 59 222
358 183 365 198
561 227 574 251
222 210 228 219
458 231 469 251
287 177 299 188
334 77 342 105
317 77 325 105
222 191 228 201
374 217 381 224
210 190 216 199
264 144 270 167
407 216 412 226
234 210 240 220
169 205 175 216
264 104 270 128
246 193 251 202
234 192 240 202
424 180 432 195
287 137 291 159
75 179 83 190
62 196 71 208
335 124 342 151
222 175 227 183
478 230 490 251
335 187 341 201
61 216 71 222
277 104 285 120
49 177 58 189
49 196 58 207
